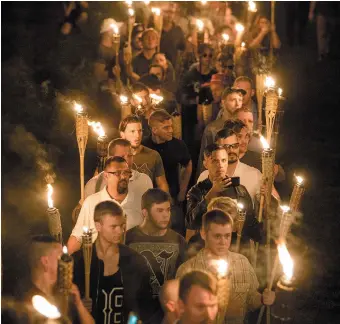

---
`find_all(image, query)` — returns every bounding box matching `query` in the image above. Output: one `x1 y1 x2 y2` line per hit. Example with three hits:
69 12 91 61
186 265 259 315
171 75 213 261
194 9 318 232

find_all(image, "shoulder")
167 229 186 242
229 251 252 266
176 255 198 278
119 243 146 264
133 170 152 182
239 162 261 175
125 226 140 242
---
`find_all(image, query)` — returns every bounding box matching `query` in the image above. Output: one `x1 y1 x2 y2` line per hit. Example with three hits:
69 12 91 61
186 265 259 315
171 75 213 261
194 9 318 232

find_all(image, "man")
68 156 143 254
149 64 165 81
159 3 186 67
130 23 144 58
177 271 218 324
159 279 180 324
214 53 236 88
126 189 187 299
84 138 152 199
119 115 170 193
152 52 177 94
197 87 245 176
25 235 94 323
73 201 160 323
177 210 275 323
130 28 159 79
143 110 192 202
186 144 253 231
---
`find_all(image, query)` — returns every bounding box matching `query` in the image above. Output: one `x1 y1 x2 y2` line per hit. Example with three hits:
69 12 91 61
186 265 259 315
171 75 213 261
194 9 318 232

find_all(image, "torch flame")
248 1 257 12
133 94 143 103
32 295 61 319
88 121 106 138
237 202 244 210
83 226 89 233
295 175 304 185
278 88 283 97
260 135 270 150
151 7 161 16
74 102 83 114
215 259 228 277
241 42 246 48
62 246 68 254
125 0 133 7
201 0 207 5
235 23 245 33
120 95 129 104
128 8 135 16
111 24 119 35
222 33 229 42
47 184 53 209
265 76 276 88
144 0 150 5
277 241 294 282
280 205 290 213
150 93 164 105
196 19 204 32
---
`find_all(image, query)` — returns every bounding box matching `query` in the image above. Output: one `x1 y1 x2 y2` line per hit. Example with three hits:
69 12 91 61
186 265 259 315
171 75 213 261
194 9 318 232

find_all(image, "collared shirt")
197 161 262 203
84 170 153 199
176 249 260 324
72 186 143 242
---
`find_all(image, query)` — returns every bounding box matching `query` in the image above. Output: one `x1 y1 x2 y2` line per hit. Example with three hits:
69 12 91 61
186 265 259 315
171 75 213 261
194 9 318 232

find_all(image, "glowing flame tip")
260 135 270 150
248 1 257 12
280 205 290 213
88 121 106 138
74 102 83 113
47 184 53 209
62 246 68 254
295 175 304 185
120 95 128 104
216 259 228 277
265 76 276 88
151 7 161 15
32 295 61 319
222 33 229 42
241 42 246 48
111 24 119 35
237 202 244 210
196 19 204 31
128 8 135 16
278 242 294 282
236 23 245 32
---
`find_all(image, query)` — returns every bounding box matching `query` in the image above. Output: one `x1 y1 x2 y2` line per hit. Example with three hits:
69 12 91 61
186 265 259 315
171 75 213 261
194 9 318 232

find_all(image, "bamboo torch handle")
258 195 265 222
80 154 85 204
85 272 90 299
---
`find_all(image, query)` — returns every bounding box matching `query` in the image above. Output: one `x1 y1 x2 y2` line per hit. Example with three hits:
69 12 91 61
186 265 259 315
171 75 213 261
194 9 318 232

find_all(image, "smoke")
8 125 56 184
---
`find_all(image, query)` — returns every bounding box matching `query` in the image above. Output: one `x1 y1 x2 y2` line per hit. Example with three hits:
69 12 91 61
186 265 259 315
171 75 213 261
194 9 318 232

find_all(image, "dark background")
2 2 340 322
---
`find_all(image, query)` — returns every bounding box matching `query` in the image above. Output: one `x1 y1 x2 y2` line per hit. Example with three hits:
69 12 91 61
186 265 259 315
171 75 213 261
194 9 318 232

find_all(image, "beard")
228 153 238 164
117 179 128 194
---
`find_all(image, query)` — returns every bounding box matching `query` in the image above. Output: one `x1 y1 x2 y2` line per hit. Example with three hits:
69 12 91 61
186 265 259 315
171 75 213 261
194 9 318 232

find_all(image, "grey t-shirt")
133 146 165 186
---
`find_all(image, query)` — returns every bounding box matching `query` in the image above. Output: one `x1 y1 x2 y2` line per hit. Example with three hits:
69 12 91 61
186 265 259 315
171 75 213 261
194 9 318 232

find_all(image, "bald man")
159 279 180 324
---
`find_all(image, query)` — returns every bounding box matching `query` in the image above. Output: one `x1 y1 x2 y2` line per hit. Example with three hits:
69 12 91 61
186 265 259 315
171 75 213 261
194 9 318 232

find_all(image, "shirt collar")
100 186 129 205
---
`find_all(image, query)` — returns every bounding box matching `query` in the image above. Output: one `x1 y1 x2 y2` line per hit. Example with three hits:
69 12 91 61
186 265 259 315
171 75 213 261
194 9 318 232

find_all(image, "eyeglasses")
107 170 132 177
202 53 213 58
227 65 234 70
222 143 240 150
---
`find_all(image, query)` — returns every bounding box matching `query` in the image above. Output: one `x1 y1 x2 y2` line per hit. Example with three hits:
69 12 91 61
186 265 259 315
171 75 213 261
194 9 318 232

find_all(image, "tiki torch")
196 19 205 46
32 295 61 320
120 95 132 120
150 93 164 108
57 246 73 315
46 184 63 244
246 1 257 32
235 23 245 47
88 121 108 174
255 74 267 133
235 202 246 253
82 227 93 304
151 7 163 50
111 23 121 68
74 102 89 205
289 175 305 213
127 8 135 49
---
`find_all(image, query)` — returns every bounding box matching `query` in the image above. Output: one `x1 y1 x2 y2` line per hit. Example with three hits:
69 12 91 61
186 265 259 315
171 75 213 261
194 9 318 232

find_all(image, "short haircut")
159 279 179 312
142 28 159 41
139 74 162 91
179 271 217 303
198 43 213 56
131 82 149 95
222 119 247 135
234 76 254 88
203 143 227 158
149 64 165 78
152 52 166 61
141 188 171 212
221 87 244 100
207 197 238 221
94 201 124 223
215 127 236 140
233 107 253 117
202 209 234 231
104 156 128 169
108 138 130 157
149 109 172 127
119 115 142 132
29 235 60 270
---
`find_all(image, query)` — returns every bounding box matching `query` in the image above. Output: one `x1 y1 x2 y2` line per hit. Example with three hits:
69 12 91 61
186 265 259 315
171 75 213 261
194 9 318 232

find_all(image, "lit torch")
151 7 162 50
111 24 121 67
150 93 164 106
120 94 132 120
196 19 205 46
235 203 246 253
127 8 135 49
57 246 73 315
32 295 61 320
88 121 108 174
46 184 63 244
289 175 305 213
235 23 245 47
82 226 93 310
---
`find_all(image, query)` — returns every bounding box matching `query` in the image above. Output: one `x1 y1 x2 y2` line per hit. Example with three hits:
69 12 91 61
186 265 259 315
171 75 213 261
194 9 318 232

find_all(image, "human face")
132 32 143 50
222 93 243 114
146 201 171 230
236 127 250 154
210 83 224 103
96 214 125 244
259 17 270 30
200 50 213 68
153 54 168 70
204 149 228 180
110 145 134 168
142 31 158 50
153 119 173 142
105 161 131 194
149 66 164 81
234 80 253 106
237 111 254 133
202 223 233 257
120 122 143 149
216 134 239 164
163 5 177 24
216 57 234 76
179 285 218 324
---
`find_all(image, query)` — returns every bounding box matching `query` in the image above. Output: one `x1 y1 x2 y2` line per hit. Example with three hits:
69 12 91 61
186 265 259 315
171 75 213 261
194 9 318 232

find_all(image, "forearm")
67 236 81 255
156 176 170 194
248 291 262 311
75 301 95 324
271 32 281 49
179 163 192 192
249 32 266 48
186 196 207 230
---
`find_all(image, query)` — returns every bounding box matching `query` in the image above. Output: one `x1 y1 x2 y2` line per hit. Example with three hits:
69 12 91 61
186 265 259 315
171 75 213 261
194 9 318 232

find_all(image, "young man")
25 235 94 323
159 279 180 324
143 110 192 202
186 144 254 231
177 271 218 324
125 189 187 298
73 201 160 323
119 115 169 193
68 156 143 254
177 210 275 324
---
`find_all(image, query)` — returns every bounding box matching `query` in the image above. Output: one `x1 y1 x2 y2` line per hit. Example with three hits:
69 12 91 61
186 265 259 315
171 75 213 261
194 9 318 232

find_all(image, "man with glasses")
67 156 145 254
214 53 236 87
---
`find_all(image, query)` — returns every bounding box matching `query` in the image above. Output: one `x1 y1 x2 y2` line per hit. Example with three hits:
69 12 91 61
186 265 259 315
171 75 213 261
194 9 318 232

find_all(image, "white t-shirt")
72 186 144 243
197 161 262 202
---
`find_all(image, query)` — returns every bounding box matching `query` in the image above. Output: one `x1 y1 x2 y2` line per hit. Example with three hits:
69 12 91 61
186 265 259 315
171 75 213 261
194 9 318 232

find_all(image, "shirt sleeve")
154 151 165 178
179 141 191 167
186 186 208 230
245 259 260 311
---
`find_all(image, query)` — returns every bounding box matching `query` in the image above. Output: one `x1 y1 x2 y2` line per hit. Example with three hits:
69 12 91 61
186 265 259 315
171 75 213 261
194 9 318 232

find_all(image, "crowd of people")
4 1 299 324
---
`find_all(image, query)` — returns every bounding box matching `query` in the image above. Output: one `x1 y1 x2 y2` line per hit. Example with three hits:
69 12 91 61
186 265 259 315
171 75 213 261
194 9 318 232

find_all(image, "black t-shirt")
97 269 126 324
240 150 262 172
142 136 191 198
132 52 152 77
125 226 187 297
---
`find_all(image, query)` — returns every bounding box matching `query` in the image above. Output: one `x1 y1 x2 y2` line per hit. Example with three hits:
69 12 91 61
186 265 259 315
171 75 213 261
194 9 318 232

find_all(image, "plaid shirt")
176 249 260 324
